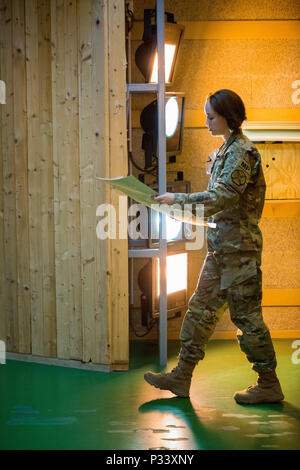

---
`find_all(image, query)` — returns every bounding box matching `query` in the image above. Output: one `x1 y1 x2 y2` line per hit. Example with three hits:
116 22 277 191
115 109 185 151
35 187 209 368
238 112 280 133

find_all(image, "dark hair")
208 89 247 134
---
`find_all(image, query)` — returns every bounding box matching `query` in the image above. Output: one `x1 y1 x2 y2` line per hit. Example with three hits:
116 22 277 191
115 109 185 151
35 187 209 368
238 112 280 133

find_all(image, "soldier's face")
204 100 230 138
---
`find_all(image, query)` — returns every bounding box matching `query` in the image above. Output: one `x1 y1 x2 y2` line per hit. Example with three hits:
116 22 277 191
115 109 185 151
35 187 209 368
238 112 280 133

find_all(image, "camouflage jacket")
174 132 266 254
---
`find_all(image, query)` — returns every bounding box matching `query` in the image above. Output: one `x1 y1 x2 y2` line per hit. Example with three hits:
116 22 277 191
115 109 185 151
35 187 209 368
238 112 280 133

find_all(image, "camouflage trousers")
179 251 277 374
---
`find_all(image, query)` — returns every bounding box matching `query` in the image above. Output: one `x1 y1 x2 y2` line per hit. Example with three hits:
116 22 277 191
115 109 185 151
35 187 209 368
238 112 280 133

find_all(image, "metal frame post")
126 0 168 367
156 0 168 367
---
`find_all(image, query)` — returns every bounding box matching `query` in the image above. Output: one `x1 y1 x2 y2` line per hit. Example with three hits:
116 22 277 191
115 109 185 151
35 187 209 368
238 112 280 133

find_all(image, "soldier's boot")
234 370 284 404
144 359 195 398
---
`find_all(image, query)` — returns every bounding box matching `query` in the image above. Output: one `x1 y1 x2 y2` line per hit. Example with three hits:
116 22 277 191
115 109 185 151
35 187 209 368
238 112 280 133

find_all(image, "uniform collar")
218 132 242 157
223 132 237 150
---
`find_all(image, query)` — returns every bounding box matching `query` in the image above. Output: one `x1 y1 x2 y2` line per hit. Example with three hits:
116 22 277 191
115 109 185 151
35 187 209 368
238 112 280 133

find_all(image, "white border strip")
6 352 111 373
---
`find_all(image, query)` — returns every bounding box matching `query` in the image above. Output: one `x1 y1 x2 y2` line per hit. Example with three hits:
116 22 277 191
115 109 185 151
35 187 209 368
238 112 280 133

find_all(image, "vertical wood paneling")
0 0 129 368
0 77 3 345
94 0 111 365
26 0 43 355
107 0 129 368
77 0 102 363
0 0 7 345
0 0 18 352
64 1 82 361
26 0 56 356
52 0 65 359
77 0 95 362
52 0 82 360
257 143 300 199
12 0 31 353
38 0 56 356
77 0 129 366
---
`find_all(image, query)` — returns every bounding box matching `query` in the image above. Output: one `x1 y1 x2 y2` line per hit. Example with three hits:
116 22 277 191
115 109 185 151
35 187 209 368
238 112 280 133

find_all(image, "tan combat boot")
234 370 284 404
144 359 195 398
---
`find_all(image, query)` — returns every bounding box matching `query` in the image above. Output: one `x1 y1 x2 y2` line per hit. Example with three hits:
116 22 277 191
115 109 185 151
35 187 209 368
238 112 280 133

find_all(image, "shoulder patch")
231 169 247 186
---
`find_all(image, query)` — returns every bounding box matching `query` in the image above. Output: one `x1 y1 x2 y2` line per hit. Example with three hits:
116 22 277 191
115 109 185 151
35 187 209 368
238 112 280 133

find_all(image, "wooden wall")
0 0 129 370
129 0 300 340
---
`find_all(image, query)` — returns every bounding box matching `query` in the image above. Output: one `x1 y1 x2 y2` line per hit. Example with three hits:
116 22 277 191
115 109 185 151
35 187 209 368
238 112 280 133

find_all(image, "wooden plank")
199 20 300 40
132 20 300 40
107 0 129 368
78 0 116 365
52 0 68 360
246 109 300 123
51 0 60 358
132 109 300 129
52 0 82 360
77 0 113 366
185 20 300 40
77 0 96 363
257 143 300 199
94 0 111 365
65 0 82 361
38 0 56 356
26 0 43 356
269 330 300 339
0 0 19 352
12 0 31 353
263 200 300 218
262 289 300 307
6 352 111 372
26 0 57 357
0 4 5 345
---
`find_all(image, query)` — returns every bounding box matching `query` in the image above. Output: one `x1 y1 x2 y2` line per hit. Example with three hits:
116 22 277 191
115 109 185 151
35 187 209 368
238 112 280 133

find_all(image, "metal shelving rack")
127 0 168 366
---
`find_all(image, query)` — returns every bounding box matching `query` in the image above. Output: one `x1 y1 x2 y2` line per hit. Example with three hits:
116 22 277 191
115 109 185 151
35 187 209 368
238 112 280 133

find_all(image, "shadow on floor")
139 397 231 450
139 397 300 450
235 401 300 421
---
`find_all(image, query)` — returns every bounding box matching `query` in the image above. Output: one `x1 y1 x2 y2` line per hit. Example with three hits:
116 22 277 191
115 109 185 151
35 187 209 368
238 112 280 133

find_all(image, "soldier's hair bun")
207 89 247 134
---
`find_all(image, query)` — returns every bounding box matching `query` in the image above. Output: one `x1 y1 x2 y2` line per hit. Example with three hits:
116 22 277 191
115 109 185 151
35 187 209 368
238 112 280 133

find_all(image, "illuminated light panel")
157 253 187 295
154 212 182 241
150 44 176 83
165 97 179 137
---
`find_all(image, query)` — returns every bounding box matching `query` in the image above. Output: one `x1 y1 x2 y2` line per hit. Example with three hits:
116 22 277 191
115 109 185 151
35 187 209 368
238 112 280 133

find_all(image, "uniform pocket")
217 252 258 290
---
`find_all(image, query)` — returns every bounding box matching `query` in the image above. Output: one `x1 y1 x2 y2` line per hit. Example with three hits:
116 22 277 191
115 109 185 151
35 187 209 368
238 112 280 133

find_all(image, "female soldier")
144 89 284 404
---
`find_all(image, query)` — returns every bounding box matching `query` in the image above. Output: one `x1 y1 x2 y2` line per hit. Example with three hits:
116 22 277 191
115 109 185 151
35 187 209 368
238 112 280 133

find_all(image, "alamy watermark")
291 339 300 365
0 340 5 365
96 197 206 251
291 79 300 105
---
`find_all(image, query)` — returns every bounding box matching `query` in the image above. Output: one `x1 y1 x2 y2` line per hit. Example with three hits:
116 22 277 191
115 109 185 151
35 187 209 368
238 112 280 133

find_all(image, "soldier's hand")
153 192 175 205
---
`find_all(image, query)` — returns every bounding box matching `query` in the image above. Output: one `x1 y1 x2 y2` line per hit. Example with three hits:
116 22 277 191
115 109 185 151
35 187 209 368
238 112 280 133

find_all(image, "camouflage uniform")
174 132 277 374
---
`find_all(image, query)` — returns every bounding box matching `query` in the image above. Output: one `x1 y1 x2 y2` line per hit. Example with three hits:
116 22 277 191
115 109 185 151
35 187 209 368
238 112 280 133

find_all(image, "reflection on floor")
0 339 299 450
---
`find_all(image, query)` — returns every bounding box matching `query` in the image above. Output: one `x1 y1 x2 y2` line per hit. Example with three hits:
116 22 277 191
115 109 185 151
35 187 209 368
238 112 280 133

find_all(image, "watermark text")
96 197 206 250
291 339 300 365
0 340 6 365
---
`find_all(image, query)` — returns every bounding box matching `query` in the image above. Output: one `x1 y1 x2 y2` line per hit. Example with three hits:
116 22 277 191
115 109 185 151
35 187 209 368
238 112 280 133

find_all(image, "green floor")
0 339 299 450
